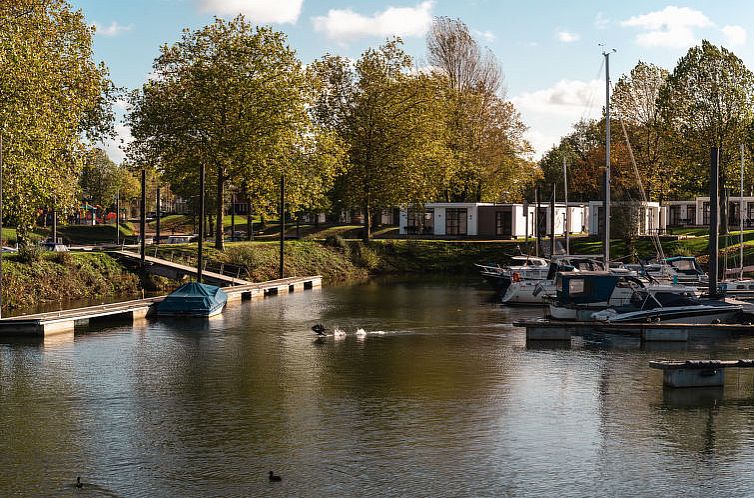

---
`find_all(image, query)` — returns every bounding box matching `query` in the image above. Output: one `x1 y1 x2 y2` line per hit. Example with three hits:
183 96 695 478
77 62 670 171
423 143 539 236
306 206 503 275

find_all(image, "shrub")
16 245 43 263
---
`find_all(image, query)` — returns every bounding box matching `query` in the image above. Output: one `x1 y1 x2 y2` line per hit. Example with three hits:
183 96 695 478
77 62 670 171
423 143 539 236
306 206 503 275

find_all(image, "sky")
69 0 754 163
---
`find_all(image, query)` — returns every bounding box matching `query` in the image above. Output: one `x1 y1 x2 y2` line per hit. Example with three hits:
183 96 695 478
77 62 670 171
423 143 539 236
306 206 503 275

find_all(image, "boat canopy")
157 282 227 316
663 256 704 275
555 271 644 305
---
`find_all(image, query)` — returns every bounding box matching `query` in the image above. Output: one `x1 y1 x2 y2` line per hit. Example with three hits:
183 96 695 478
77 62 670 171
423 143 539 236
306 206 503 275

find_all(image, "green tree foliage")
80 149 120 207
0 0 114 244
128 16 343 249
658 40 754 230
612 61 678 200
310 40 449 240
427 17 535 202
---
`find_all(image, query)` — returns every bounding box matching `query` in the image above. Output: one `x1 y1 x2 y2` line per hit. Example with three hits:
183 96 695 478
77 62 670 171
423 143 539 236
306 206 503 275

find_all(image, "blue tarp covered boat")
157 282 227 317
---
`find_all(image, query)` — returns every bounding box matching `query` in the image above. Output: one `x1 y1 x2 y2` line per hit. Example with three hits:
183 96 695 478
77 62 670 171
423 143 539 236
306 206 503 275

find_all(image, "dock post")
662 368 724 388
709 147 719 296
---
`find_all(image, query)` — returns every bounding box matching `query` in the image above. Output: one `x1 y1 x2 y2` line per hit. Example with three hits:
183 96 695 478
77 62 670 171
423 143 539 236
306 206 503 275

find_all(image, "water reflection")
2 275 754 495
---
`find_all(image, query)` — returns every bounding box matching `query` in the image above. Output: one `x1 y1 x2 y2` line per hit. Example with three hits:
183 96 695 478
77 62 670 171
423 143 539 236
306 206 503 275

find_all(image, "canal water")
3 275 754 497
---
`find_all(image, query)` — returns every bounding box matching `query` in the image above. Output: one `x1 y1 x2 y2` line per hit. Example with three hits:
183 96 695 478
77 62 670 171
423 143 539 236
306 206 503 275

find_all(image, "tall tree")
426 17 533 202
310 40 449 240
612 61 677 201
658 40 754 231
128 17 341 249
0 0 114 243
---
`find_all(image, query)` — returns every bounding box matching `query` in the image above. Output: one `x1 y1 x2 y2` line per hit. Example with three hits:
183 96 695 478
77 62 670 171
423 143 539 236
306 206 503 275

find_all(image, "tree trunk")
363 203 372 242
215 166 225 250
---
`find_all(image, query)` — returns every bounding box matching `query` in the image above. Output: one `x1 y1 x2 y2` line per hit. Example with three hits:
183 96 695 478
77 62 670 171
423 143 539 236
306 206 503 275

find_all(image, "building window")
669 206 681 225
687 206 696 225
495 211 512 236
702 202 710 225
446 208 467 235
407 208 434 234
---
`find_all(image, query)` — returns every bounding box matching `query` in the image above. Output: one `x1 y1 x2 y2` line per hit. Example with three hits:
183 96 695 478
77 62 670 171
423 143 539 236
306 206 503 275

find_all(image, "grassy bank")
2 251 140 310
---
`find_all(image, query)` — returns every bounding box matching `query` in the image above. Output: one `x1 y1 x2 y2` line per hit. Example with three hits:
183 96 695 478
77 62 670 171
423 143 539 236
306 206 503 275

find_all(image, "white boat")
476 255 549 293
591 290 741 324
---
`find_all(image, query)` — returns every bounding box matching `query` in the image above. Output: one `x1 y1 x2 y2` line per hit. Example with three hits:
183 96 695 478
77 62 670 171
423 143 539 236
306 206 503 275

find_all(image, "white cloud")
594 12 609 30
312 1 434 42
93 21 133 37
100 124 133 165
512 79 604 157
722 25 746 46
474 29 495 43
199 0 303 24
557 31 579 43
621 6 712 49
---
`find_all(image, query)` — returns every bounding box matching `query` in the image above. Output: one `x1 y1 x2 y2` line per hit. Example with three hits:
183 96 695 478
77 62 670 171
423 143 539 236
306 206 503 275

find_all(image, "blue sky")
70 0 754 162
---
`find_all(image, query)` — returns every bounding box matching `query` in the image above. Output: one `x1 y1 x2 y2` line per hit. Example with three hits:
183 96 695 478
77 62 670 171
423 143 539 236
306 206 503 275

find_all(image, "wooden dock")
0 275 322 337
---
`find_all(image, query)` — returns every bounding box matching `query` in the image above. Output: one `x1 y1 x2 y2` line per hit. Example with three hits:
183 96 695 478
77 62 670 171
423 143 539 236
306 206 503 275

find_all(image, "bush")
49 251 73 265
16 245 43 263
324 234 351 257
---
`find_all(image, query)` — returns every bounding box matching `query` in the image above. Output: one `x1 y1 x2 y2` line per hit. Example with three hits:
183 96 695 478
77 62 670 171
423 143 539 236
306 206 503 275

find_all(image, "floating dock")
649 359 754 388
0 276 322 337
514 319 754 343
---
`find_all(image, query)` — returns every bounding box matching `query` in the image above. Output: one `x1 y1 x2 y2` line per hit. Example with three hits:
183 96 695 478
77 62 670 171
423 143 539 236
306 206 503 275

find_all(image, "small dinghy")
157 282 227 317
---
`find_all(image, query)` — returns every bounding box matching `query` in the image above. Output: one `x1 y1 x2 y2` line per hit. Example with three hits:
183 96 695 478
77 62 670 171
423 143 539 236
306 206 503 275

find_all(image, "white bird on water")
355 328 367 338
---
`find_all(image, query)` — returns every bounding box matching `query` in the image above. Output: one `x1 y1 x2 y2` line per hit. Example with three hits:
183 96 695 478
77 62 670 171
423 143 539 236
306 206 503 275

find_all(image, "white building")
664 196 754 226
399 202 587 238
587 201 666 235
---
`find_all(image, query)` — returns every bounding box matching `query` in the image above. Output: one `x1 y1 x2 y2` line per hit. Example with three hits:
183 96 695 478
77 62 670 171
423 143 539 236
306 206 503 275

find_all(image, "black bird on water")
269 471 282 482
75 476 83 489
311 324 326 336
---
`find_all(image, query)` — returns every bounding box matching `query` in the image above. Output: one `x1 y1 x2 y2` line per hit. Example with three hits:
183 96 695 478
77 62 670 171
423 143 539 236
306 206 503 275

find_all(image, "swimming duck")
269 471 282 482
311 324 326 336
75 477 83 489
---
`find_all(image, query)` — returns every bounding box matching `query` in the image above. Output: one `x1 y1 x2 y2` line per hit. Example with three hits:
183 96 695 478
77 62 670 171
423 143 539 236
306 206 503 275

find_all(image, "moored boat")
591 290 741 324
157 282 228 317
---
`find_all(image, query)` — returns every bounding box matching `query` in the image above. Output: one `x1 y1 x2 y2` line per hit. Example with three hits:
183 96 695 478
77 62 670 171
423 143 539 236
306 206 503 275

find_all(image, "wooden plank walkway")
109 250 252 286
0 275 321 337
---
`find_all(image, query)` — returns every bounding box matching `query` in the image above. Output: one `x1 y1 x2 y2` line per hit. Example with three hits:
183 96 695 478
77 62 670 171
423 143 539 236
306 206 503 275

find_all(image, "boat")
501 256 605 305
476 255 549 293
591 290 741 324
156 282 228 317
501 256 637 305
548 271 699 321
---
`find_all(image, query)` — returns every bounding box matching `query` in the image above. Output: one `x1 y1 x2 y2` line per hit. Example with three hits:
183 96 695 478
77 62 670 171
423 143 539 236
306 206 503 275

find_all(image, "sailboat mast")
563 157 569 255
603 50 613 264
741 143 745 279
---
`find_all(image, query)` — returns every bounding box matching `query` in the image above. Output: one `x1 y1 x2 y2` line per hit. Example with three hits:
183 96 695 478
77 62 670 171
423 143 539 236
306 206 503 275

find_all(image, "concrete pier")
649 359 754 388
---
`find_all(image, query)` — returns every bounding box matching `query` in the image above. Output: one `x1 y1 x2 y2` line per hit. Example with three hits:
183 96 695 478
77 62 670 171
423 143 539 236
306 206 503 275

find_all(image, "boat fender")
512 272 521 283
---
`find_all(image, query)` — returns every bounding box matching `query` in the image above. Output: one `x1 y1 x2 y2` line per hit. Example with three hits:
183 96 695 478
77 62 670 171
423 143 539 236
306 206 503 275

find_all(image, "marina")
5 275 754 496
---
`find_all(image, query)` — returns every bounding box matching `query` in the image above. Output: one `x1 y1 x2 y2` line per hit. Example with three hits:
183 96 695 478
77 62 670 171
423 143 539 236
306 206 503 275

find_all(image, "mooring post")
279 175 285 279
140 168 146 269
155 186 161 245
550 183 556 256
535 186 540 257
709 147 719 296
198 163 205 284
